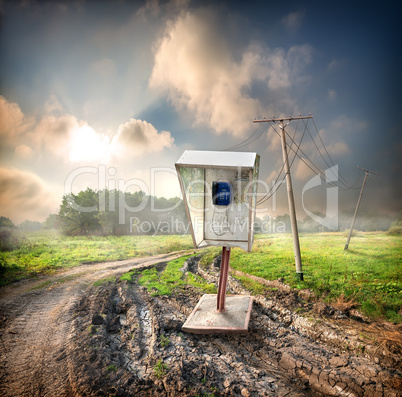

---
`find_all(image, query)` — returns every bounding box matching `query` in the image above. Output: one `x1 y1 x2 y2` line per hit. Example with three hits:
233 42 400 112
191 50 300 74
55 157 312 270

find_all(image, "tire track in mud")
63 257 401 397
0 253 401 396
0 251 190 397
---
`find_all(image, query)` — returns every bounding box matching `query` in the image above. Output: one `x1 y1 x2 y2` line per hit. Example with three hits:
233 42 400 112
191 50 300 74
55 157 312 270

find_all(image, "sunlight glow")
69 124 110 163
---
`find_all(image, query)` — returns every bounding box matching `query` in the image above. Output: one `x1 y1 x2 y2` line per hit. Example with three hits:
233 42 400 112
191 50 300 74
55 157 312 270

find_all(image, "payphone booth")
175 150 260 334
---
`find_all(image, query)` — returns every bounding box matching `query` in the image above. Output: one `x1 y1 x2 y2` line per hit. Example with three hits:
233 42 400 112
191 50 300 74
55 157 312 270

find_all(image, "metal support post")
217 246 231 312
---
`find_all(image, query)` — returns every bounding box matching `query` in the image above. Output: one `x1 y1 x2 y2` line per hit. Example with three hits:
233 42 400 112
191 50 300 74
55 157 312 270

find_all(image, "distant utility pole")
253 115 313 281
344 166 380 250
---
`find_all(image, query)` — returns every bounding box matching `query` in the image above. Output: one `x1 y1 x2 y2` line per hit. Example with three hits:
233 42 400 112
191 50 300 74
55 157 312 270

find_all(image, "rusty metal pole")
217 246 231 312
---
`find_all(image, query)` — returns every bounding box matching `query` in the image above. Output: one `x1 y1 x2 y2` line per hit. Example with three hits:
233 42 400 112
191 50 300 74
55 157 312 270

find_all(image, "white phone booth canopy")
175 150 260 252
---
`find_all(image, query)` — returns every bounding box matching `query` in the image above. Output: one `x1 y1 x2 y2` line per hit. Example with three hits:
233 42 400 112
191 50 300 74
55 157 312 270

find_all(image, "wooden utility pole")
253 115 313 280
344 166 380 250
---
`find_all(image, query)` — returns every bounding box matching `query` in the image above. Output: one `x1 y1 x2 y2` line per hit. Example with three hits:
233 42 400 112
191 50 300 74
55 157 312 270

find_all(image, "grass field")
231 232 402 323
0 230 193 285
0 230 401 323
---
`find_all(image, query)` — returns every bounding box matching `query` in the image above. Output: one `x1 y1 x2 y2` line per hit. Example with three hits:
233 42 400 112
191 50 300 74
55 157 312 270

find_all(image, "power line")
222 123 263 151
257 119 306 205
280 125 364 191
224 115 365 209
305 120 350 189
309 118 357 189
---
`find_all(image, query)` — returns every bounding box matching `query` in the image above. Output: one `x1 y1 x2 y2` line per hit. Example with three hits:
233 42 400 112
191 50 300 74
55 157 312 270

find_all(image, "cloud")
1 95 174 164
111 118 174 158
0 96 33 143
294 157 316 181
329 115 367 133
15 145 34 159
282 11 305 29
29 114 77 158
91 58 117 78
0 167 59 223
44 95 63 115
325 141 349 156
136 0 161 18
150 10 313 137
326 59 343 72
328 89 337 101
26 111 111 163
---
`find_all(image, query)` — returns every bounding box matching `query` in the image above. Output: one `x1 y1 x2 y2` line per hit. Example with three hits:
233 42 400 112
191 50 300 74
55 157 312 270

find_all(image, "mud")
0 253 401 396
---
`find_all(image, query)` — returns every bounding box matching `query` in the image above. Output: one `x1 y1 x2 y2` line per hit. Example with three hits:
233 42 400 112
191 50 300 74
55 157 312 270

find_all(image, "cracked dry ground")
0 254 401 397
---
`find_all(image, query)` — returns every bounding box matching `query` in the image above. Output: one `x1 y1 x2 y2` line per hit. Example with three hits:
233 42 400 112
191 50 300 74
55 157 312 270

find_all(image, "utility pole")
253 115 313 281
344 166 380 250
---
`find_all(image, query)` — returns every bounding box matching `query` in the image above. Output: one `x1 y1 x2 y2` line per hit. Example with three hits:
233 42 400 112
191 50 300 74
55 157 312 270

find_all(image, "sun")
69 123 110 163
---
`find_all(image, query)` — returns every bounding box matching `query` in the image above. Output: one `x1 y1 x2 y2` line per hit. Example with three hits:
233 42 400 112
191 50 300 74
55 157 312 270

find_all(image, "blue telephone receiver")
212 181 232 206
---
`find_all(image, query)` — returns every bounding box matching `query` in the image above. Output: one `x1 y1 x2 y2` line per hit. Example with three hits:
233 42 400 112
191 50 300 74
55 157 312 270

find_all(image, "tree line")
0 189 187 236
1 192 400 236
55 188 188 236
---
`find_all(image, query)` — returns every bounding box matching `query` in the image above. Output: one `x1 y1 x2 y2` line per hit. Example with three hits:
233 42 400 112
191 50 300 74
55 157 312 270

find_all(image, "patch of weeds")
29 274 82 291
295 307 305 314
199 247 221 269
186 272 216 294
139 255 216 296
87 325 97 334
107 364 117 372
159 334 170 348
120 270 137 282
234 275 269 295
93 275 115 287
29 280 52 290
153 359 168 378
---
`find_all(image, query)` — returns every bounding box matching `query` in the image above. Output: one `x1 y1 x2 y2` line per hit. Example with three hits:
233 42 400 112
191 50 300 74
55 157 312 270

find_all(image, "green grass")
153 359 168 378
93 276 116 287
0 230 193 285
1 230 400 323
107 364 117 372
159 334 170 348
134 255 216 296
229 232 402 323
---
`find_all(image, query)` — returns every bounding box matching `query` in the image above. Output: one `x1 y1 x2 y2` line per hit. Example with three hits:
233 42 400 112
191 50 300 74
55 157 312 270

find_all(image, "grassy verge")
229 232 402 323
0 230 193 286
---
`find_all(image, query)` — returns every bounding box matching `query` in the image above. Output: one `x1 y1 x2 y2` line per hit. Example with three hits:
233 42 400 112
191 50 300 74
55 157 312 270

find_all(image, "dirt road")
0 253 401 396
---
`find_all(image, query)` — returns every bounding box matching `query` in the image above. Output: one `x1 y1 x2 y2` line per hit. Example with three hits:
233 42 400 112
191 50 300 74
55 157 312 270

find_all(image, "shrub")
0 257 6 274
343 229 361 238
0 228 25 251
387 226 402 236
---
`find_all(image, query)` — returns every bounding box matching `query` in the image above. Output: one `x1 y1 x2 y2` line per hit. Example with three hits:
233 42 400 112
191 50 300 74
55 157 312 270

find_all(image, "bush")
0 228 25 251
0 257 6 274
343 229 361 238
387 226 402 236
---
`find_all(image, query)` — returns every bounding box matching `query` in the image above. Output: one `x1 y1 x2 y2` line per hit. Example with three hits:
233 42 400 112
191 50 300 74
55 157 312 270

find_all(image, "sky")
0 0 401 225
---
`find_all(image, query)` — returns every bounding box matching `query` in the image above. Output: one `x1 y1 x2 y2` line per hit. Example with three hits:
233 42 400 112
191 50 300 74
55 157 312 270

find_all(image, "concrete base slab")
182 294 253 334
